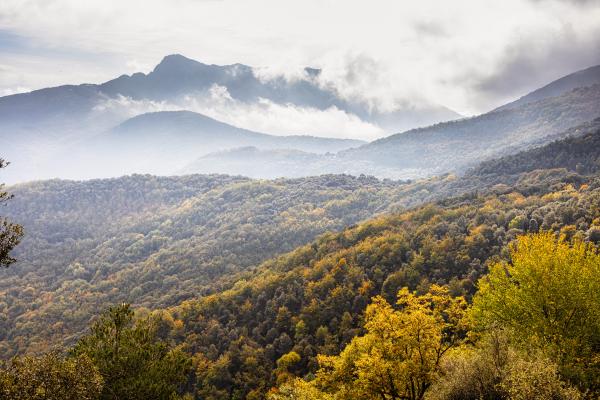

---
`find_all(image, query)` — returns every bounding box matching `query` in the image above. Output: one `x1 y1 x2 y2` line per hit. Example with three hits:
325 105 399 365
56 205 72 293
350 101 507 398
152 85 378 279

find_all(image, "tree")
72 303 192 400
273 285 467 400
0 352 103 400
428 329 582 400
0 159 23 267
471 232 600 392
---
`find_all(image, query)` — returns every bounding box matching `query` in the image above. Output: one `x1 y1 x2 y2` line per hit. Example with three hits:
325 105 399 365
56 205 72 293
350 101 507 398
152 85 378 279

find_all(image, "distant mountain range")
183 81 600 179
79 111 365 177
1 56 600 182
0 54 462 183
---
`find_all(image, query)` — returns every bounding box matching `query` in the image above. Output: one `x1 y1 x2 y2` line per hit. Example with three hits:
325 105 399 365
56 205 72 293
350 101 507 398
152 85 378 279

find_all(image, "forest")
2 122 599 356
1 123 600 398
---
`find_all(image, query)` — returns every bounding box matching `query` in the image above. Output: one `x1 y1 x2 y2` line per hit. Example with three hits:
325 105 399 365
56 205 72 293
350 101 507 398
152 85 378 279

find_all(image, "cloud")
93 85 384 140
1 0 600 115
454 20 600 110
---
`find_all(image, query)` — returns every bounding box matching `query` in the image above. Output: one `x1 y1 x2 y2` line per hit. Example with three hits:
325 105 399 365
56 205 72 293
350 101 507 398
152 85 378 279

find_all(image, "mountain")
73 111 364 178
341 84 600 175
496 64 600 111
0 54 460 183
182 84 600 179
98 54 460 128
109 111 364 154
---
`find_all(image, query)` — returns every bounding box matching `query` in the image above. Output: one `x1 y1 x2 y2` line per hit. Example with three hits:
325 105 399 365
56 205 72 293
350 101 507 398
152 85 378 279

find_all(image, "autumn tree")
0 352 103 400
471 232 600 392
428 329 582 400
72 303 192 400
0 159 23 267
272 285 467 400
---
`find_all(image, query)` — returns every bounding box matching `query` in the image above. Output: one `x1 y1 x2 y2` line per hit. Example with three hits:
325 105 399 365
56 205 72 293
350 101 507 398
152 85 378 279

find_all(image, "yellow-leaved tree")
270 285 467 400
470 232 600 392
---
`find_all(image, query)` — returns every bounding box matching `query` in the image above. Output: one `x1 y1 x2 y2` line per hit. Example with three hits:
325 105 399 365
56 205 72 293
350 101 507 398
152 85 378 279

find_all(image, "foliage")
0 352 103 400
470 118 600 176
273 286 467 400
0 159 23 267
161 173 600 398
428 329 582 400
471 232 600 390
72 303 192 400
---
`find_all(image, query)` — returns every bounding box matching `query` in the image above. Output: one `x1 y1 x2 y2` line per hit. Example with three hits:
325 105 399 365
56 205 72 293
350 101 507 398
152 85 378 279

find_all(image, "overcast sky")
1 0 599 116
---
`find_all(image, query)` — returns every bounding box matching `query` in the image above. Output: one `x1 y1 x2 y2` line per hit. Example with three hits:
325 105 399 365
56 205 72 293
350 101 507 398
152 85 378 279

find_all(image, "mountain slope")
496 64 600 111
70 111 364 178
168 170 600 398
469 117 600 176
182 85 600 179
339 84 600 176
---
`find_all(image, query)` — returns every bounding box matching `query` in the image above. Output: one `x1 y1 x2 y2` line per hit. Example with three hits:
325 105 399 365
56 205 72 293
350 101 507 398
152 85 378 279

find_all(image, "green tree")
0 159 23 267
471 232 600 392
0 352 103 400
73 303 192 400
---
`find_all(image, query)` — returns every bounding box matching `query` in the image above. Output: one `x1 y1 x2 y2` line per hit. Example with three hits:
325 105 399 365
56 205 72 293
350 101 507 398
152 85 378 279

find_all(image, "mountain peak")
152 54 204 74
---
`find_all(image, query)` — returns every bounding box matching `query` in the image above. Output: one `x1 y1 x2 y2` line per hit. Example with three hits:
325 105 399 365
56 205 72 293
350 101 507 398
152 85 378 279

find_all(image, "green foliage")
0 352 103 400
72 303 192 400
471 232 600 390
0 158 23 267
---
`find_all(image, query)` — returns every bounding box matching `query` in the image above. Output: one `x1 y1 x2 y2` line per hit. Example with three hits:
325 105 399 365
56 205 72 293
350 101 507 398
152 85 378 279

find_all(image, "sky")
1 0 600 117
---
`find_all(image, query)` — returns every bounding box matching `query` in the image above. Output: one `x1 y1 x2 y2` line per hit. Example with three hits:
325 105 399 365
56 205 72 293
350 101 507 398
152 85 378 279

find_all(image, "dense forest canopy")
2 123 600 359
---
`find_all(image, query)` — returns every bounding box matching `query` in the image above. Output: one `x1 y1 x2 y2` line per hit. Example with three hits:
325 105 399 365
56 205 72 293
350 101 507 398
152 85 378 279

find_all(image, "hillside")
469 117 600 176
1 174 417 355
339 84 600 176
496 64 600 111
182 86 600 179
166 169 600 398
75 111 364 177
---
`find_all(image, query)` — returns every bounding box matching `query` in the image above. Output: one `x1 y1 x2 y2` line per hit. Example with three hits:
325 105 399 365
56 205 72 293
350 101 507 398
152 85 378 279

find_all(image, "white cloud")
1 0 599 114
93 85 384 140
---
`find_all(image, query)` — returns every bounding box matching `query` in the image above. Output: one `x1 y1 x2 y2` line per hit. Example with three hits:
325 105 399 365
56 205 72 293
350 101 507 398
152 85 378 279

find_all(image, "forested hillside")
2 174 418 355
468 118 600 176
3 121 600 398
4 120 600 358
164 169 600 398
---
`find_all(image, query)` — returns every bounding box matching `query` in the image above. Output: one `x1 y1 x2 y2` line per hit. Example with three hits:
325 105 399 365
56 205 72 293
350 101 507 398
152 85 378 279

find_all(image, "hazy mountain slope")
340 84 600 176
109 111 364 154
496 64 600 111
180 147 327 179
182 85 600 179
469 118 600 176
67 110 364 178
0 54 460 183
